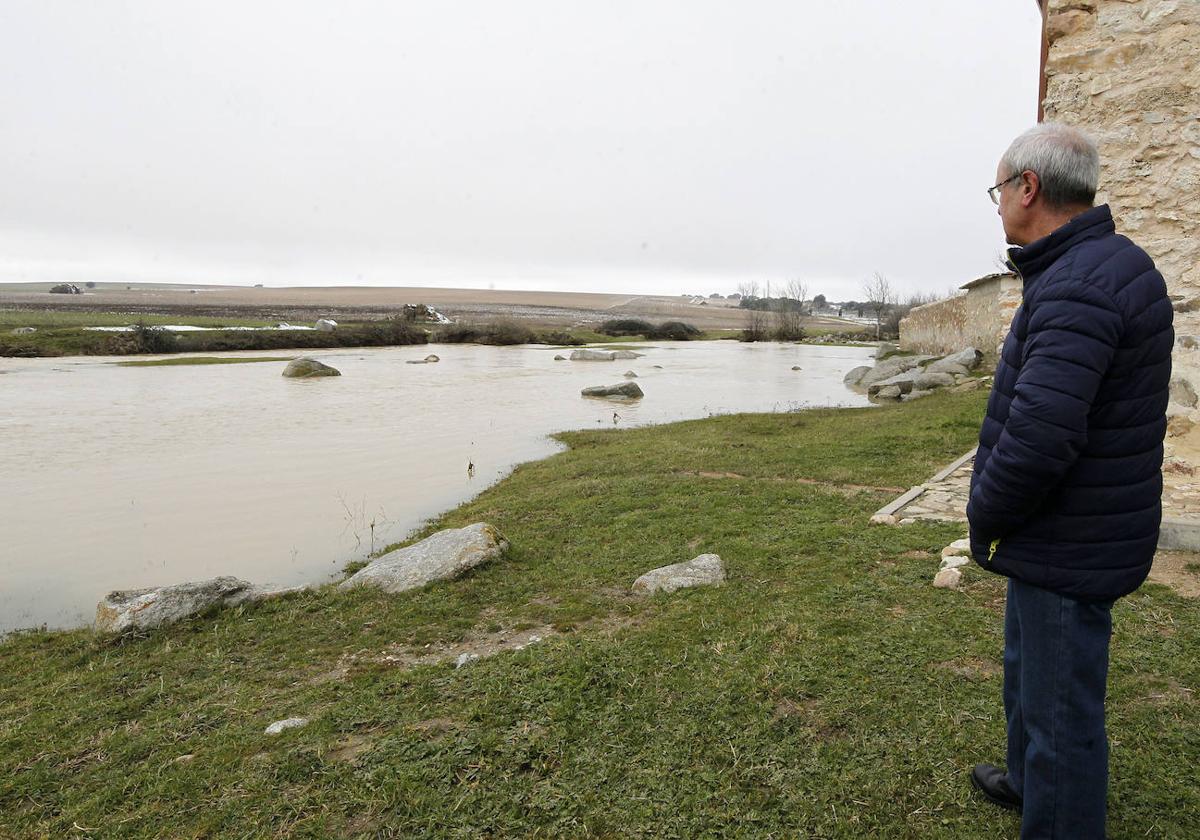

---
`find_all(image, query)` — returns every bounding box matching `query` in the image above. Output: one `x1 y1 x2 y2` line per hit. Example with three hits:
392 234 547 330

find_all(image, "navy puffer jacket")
968 204 1173 600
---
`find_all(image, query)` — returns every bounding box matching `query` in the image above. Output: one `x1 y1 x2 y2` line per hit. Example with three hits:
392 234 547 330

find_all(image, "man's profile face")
995 163 1022 247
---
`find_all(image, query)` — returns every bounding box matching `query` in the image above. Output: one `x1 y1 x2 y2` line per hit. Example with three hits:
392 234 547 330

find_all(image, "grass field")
2 390 1196 837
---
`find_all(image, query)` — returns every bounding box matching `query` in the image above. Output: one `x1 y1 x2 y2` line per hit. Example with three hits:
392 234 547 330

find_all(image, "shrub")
434 320 536 346
647 321 702 341
536 330 585 346
598 319 654 336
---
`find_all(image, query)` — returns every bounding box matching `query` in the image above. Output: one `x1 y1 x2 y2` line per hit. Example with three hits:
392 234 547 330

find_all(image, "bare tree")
738 280 768 341
862 272 894 339
772 277 807 340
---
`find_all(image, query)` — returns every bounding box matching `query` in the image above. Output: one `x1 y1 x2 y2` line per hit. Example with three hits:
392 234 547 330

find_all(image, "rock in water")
843 365 872 387
570 348 616 361
611 349 644 359
339 523 509 594
95 576 251 632
623 370 638 378
423 354 440 363
314 318 338 332
282 357 341 378
633 554 725 594
553 354 566 361
581 382 644 399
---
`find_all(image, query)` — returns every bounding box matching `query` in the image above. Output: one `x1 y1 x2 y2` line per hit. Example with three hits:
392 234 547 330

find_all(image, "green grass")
0 309 271 329
1 390 1197 837
115 356 294 367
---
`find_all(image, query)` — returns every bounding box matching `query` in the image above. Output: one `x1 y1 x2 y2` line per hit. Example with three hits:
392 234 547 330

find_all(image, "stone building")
900 273 1021 357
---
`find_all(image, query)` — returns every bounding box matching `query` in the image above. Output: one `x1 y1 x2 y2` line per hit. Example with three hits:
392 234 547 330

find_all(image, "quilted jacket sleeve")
966 274 1124 539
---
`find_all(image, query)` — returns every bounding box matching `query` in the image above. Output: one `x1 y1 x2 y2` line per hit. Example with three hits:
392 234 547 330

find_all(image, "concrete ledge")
1159 517 1200 552
871 486 924 521
928 449 977 484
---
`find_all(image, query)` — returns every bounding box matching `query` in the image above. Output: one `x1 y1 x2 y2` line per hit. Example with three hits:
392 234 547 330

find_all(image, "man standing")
967 122 1173 838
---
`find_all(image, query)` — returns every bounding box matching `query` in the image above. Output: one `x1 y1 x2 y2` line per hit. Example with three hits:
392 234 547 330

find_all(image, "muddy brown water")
0 341 873 633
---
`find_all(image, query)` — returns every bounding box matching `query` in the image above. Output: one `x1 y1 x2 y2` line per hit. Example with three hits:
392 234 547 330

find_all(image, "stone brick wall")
899 273 1022 357
1042 0 1200 456
1043 0 1198 296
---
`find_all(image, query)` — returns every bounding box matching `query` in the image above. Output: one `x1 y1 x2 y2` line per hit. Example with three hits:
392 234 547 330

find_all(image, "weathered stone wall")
900 274 1022 357
1042 0 1200 455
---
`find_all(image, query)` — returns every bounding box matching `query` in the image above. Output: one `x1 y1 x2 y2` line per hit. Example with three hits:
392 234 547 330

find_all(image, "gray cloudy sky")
0 1 1043 299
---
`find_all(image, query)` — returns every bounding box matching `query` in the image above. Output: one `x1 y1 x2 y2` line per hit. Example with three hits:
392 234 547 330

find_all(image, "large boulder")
914 371 956 391
283 357 341 378
570 348 617 361
843 365 872 387
339 523 508 594
314 318 338 332
926 359 971 377
96 576 251 633
633 554 725 594
858 356 936 389
867 373 916 397
582 382 644 399
875 342 900 360
611 349 644 360
937 347 983 371
872 384 904 400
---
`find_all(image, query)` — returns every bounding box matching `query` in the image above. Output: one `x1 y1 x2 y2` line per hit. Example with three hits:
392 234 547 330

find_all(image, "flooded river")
0 341 873 632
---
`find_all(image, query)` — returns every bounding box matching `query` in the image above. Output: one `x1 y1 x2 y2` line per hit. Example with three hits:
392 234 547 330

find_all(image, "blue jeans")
1004 577 1115 839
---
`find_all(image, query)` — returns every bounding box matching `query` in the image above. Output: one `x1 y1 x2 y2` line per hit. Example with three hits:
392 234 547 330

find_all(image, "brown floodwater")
0 341 873 632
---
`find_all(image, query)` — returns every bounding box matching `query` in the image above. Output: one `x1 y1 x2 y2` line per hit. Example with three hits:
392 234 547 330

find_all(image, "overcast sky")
0 1 1043 299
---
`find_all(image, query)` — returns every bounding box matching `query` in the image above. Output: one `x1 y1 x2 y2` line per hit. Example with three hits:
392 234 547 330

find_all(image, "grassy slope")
1 391 1197 838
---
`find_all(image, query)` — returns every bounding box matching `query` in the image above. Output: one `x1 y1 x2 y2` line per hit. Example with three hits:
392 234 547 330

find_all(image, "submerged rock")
623 370 638 378
570 348 616 361
95 576 252 633
633 554 725 594
843 365 872 387
581 381 644 399
553 354 566 361
283 357 341 378
339 523 509 594
611 349 644 360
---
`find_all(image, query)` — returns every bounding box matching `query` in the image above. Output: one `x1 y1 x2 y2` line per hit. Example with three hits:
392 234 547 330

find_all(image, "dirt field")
0 282 856 332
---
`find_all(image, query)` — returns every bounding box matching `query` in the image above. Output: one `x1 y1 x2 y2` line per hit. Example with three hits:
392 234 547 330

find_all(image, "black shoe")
970 763 1023 812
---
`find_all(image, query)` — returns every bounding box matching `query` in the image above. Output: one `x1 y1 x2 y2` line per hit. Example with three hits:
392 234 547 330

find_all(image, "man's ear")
1020 171 1039 209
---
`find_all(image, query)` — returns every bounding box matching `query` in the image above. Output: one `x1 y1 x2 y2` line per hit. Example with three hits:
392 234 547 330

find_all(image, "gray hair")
1001 122 1100 208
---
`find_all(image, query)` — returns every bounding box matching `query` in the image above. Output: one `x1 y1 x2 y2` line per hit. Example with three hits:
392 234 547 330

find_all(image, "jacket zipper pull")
987 539 1000 563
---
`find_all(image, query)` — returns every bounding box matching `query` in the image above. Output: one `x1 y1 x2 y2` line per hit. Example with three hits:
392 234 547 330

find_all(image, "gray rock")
652 365 663 369
940 556 970 570
939 347 983 371
632 554 725 594
455 653 480 669
873 384 903 400
553 354 566 361
859 356 937 389
314 318 338 332
581 381 644 398
914 371 956 390
926 359 971 377
283 357 341 378
843 365 872 387
224 584 312 607
623 370 638 378
339 523 509 594
875 341 900 360
791 365 802 371
405 355 440 364
423 354 440 363
1170 376 1198 408
612 349 644 359
10 327 36 334
867 374 916 397
95 576 252 633
904 389 934 400
264 717 309 735
570 348 616 361
932 568 962 589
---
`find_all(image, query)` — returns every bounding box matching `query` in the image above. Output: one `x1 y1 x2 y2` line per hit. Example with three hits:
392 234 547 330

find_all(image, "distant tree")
862 272 894 339
737 281 767 341
772 278 807 341
728 292 742 300
708 293 723 299
812 293 827 311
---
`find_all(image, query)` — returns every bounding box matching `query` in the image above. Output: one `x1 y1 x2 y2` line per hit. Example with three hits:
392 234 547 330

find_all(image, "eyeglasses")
988 173 1023 205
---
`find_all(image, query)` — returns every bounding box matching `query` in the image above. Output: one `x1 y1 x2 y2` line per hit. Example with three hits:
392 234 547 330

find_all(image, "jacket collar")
1007 204 1114 280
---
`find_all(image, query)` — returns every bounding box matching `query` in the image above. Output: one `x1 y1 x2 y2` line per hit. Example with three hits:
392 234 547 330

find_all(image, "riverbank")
3 389 1196 837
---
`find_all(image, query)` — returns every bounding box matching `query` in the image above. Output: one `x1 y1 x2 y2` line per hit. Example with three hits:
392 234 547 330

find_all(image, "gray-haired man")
967 123 1172 838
